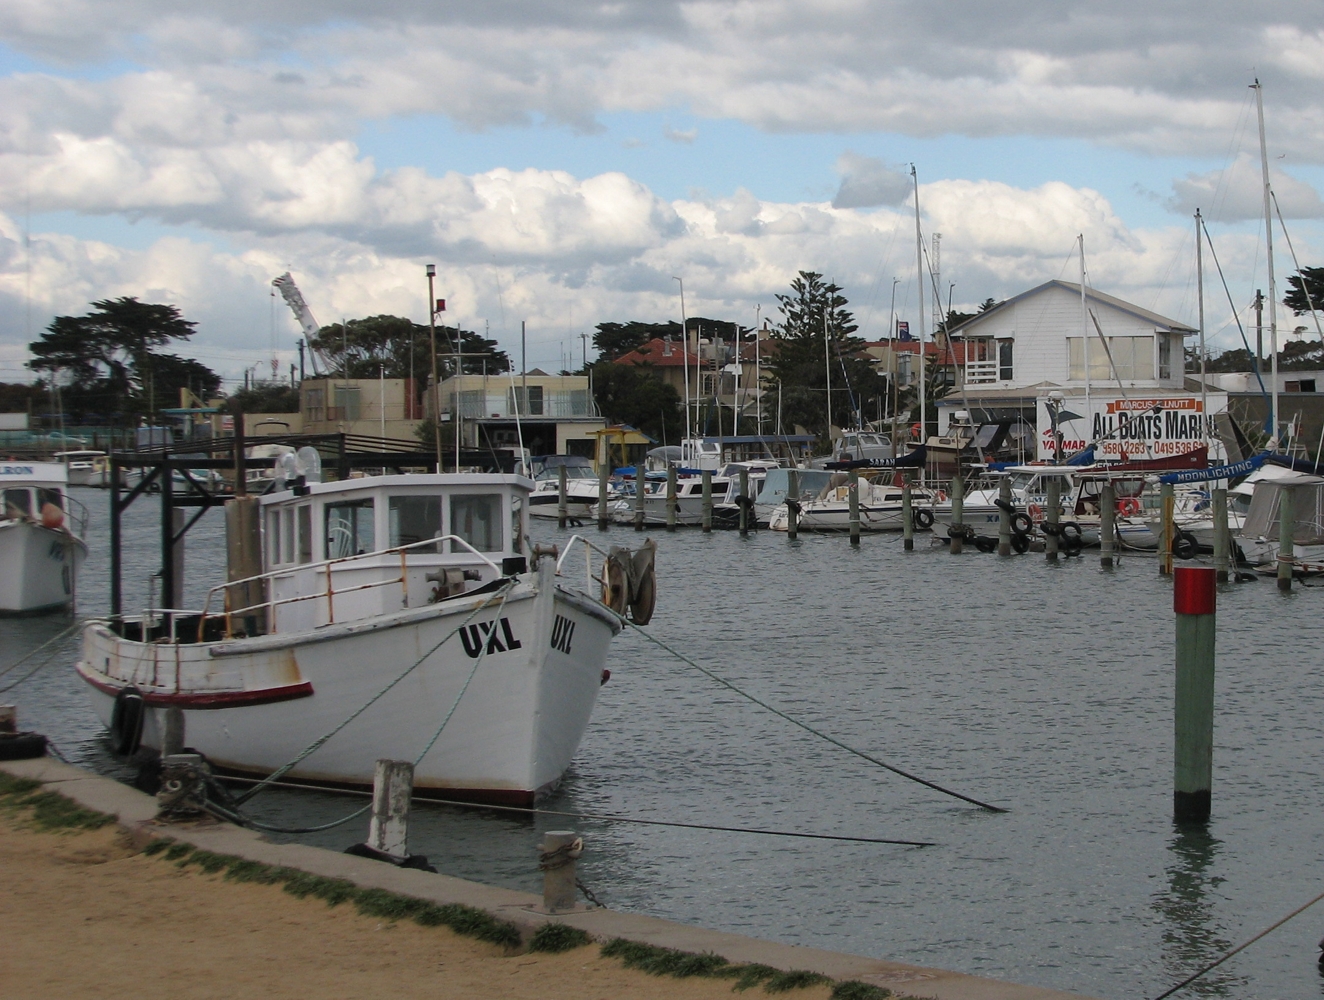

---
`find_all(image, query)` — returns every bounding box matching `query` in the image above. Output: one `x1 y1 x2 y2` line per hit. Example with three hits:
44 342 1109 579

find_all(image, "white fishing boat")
76 472 650 804
767 476 940 532
525 456 617 521
0 462 88 613
1232 467 1324 568
737 467 833 527
606 473 731 526
53 449 107 487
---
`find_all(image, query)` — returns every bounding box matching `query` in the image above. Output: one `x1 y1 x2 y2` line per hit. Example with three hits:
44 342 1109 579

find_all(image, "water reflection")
1151 823 1243 997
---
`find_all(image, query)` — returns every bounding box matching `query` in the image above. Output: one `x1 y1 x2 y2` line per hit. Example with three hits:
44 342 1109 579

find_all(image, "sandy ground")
0 812 835 1000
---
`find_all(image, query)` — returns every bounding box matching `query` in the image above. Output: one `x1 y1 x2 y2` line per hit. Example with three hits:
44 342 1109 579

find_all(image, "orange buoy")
40 503 64 529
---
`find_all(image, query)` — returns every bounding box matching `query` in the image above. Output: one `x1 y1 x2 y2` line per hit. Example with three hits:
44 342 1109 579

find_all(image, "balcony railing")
964 360 998 384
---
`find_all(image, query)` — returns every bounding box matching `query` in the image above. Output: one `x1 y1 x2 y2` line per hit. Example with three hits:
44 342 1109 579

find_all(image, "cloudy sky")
3 1 1324 385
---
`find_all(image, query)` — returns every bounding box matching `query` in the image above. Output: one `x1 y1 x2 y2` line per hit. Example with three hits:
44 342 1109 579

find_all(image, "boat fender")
109 686 146 757
601 669 611 686
344 842 439 873
1062 533 1083 557
993 497 1016 514
1010 532 1030 554
973 534 998 553
40 503 64 530
0 731 48 760
1173 530 1199 560
1059 521 1083 543
1117 497 1142 517
626 539 658 625
1041 522 1061 537
602 551 630 615
1011 512 1033 536
913 509 934 530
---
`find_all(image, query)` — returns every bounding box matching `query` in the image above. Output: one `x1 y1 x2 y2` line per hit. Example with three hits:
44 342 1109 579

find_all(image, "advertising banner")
1036 393 1227 462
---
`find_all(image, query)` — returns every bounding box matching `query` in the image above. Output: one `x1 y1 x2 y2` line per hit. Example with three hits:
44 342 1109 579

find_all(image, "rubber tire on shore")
1059 521 1083 544
0 732 47 760
1011 512 1033 535
629 567 657 626
110 686 146 757
1173 530 1199 560
913 509 934 530
1010 532 1030 554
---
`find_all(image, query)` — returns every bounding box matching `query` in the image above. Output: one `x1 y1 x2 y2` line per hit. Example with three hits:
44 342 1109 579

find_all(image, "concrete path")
1 757 1102 1000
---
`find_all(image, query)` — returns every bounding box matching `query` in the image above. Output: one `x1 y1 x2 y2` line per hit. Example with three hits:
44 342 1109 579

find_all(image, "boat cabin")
1 462 80 532
257 473 531 633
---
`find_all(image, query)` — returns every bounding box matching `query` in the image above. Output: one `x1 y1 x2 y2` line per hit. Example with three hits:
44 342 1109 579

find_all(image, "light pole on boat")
426 264 442 473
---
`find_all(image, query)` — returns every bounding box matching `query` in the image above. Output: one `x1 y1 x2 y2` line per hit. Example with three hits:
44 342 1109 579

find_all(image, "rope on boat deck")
617 617 1009 814
232 580 517 810
0 619 83 692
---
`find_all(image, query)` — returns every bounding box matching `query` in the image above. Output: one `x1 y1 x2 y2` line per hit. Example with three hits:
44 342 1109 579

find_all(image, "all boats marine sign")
1035 393 1228 462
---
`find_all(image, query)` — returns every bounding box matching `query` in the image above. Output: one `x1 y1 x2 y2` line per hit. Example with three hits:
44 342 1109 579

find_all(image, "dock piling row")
1100 481 1116 569
901 478 913 551
848 468 861 546
949 471 964 555
1045 477 1060 561
997 477 1012 557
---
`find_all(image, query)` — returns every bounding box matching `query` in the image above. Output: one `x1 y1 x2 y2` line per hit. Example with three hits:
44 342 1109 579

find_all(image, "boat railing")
555 534 612 600
197 535 502 641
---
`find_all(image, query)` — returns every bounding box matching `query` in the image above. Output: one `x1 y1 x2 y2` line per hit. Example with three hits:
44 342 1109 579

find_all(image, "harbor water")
6 489 1324 1000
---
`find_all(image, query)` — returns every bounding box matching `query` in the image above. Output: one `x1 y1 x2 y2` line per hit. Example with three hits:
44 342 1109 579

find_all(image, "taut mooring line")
620 619 1008 813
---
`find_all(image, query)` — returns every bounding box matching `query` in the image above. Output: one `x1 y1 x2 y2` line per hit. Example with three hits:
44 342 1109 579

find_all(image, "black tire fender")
110 686 146 757
1010 532 1030 554
1059 521 1083 543
913 509 934 530
1173 530 1199 560
0 732 47 760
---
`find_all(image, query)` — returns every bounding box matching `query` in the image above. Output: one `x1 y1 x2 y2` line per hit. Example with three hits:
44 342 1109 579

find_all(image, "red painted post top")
1173 566 1217 616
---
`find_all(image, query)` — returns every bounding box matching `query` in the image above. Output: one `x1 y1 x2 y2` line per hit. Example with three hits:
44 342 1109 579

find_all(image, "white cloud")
664 126 697 144
832 152 911 209
1168 151 1324 222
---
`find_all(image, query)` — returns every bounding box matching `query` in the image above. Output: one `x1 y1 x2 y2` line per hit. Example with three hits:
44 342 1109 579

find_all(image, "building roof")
613 338 698 367
944 279 1197 338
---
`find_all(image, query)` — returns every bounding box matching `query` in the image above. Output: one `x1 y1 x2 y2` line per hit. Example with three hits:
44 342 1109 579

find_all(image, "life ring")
913 509 934 530
937 490 947 502
110 686 145 757
1117 497 1141 517
629 566 656 626
1028 503 1044 521
1011 512 1033 536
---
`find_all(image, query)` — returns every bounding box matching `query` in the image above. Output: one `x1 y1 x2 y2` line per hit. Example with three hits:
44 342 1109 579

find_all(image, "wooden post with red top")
1173 566 1217 823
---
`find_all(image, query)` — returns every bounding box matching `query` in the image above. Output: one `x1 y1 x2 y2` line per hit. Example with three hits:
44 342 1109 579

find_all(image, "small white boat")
76 472 645 804
767 476 940 532
0 462 88 613
736 467 834 527
53 449 106 487
607 473 730 526
526 456 616 521
1234 467 1324 568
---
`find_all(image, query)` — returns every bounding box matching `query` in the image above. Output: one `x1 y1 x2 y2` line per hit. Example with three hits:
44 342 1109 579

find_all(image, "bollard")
161 706 185 758
848 467 861 546
633 469 645 531
1100 481 1116 569
1045 476 1060 561
368 759 414 858
901 478 914 551
950 471 964 555
786 469 800 540
1212 487 1229 583
997 477 1012 557
1278 485 1295 592
539 830 582 913
665 465 677 532
156 753 207 820
0 704 15 734
738 467 750 537
557 464 568 530
701 469 713 533
1159 482 1174 576
1173 566 1217 823
597 456 611 531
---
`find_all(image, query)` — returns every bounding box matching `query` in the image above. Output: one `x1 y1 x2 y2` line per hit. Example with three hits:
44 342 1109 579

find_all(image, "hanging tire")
0 732 47 760
1063 535 1083 557
913 509 934 530
629 566 656 626
974 535 998 553
1060 521 1083 544
1010 532 1030 554
110 686 146 757
1173 530 1199 560
1011 512 1033 535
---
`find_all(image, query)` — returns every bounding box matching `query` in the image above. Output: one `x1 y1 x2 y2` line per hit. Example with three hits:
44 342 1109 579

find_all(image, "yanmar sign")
1036 394 1227 462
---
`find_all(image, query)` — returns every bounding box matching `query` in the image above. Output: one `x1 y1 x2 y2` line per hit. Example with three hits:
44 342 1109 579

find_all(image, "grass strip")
528 923 593 953
599 938 844 995
0 771 115 831
143 839 521 948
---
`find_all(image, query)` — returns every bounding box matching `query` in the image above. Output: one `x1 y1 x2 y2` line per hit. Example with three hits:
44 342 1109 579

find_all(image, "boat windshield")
534 464 595 482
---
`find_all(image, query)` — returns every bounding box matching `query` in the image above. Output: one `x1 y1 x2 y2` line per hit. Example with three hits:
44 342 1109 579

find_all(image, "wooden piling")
848 467 861 546
1045 476 1060 561
997 477 1012 557
1100 481 1116 569
1211 487 1229 583
786 469 800 540
666 465 677 532
557 464 568 530
368 759 414 858
597 457 610 531
901 478 913 551
738 467 750 537
1159 482 1174 576
701 469 713 533
1278 485 1294 592
540 831 580 913
950 471 964 555
1173 567 1217 823
633 468 645 531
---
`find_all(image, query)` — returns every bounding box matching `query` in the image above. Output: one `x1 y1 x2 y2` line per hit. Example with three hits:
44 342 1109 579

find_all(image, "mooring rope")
619 618 1008 813
0 619 82 691
213 775 936 847
233 581 515 807
1150 885 1324 1000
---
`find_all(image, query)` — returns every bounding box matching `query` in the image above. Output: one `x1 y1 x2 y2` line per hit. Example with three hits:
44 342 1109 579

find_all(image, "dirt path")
0 810 836 1000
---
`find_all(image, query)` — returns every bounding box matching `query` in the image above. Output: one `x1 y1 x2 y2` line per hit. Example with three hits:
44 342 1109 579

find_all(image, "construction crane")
272 272 331 376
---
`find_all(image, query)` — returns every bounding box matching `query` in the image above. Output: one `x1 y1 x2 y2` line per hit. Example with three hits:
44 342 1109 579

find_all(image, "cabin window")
297 505 313 563
325 498 375 559
267 509 281 564
389 495 442 553
36 488 62 511
450 494 502 552
998 339 1014 381
4 488 31 518
280 508 293 563
511 496 524 551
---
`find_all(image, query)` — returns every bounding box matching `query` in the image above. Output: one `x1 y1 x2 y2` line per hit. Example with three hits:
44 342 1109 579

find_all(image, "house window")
1067 336 1155 381
1158 335 1173 380
569 389 590 415
508 386 543 415
997 339 1014 381
329 386 361 421
325 498 375 559
303 388 325 424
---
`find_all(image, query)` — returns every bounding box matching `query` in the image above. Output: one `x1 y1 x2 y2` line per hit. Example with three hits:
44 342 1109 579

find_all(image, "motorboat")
607 472 731 526
1233 467 1324 569
525 455 616 521
76 472 648 804
0 462 88 613
767 475 940 532
53 450 107 487
738 467 833 527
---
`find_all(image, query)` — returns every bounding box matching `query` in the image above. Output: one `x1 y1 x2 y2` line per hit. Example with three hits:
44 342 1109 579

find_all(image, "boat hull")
77 568 620 804
0 520 87 614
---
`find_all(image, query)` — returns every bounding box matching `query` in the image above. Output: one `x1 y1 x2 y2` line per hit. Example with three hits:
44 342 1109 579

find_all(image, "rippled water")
6 489 1324 1000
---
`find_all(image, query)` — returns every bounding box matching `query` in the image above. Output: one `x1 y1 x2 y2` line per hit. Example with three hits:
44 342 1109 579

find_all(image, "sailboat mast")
674 277 690 452
1254 79 1280 450
912 165 925 478
1196 209 1208 448
824 309 832 439
754 303 761 436
1079 235 1089 453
